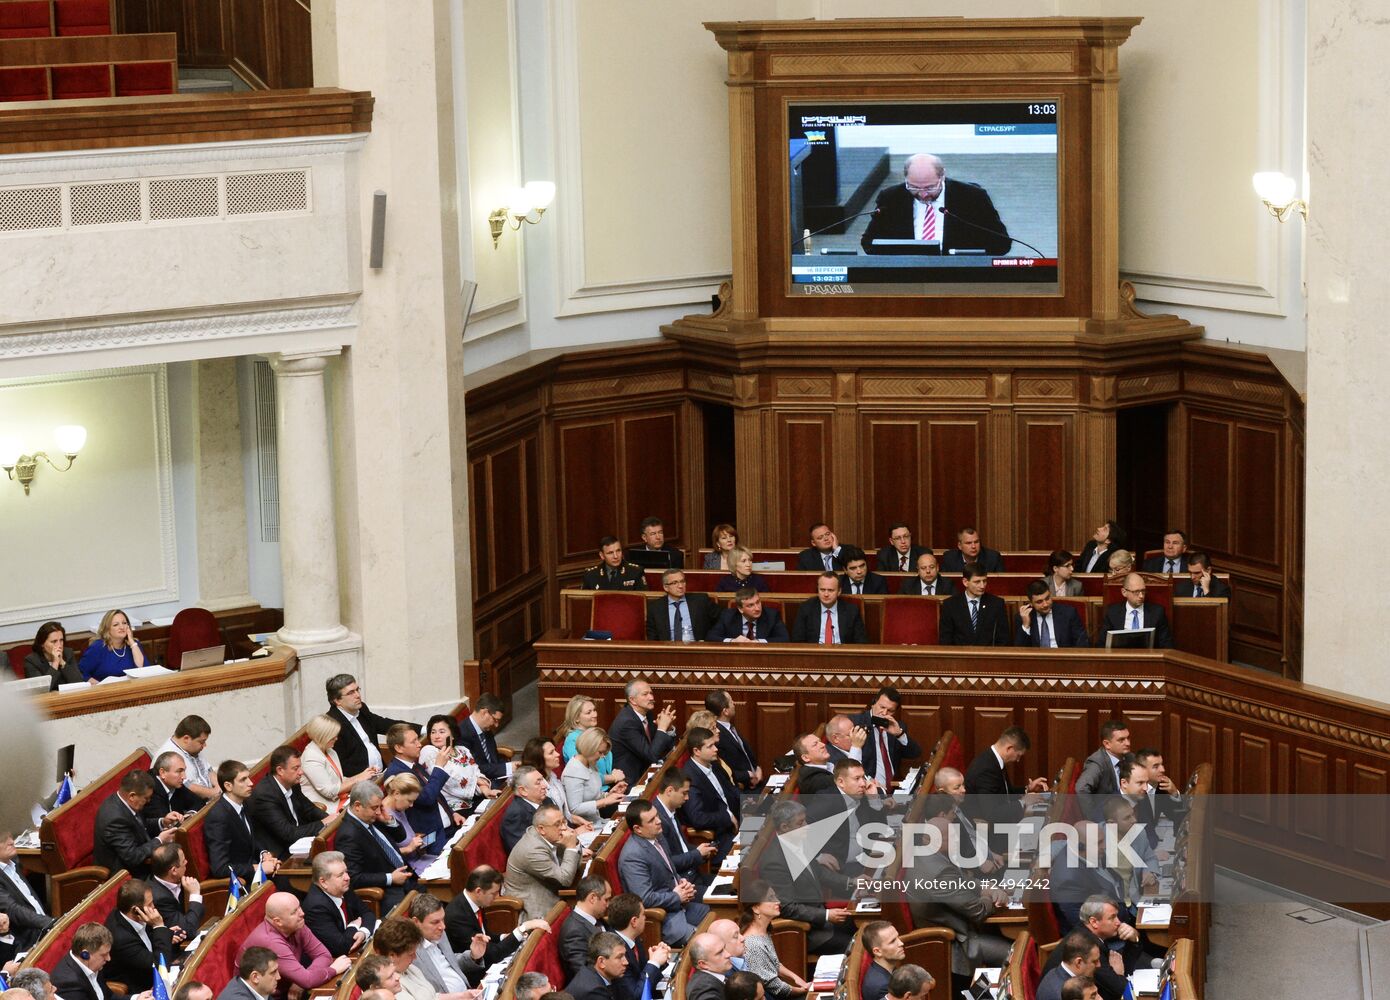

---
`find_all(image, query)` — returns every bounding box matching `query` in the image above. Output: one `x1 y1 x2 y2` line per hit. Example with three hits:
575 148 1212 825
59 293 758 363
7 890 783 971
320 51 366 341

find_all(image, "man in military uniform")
581 535 648 590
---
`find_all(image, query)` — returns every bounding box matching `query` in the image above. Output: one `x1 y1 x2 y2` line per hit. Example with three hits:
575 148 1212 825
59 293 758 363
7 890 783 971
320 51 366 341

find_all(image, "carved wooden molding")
551 371 683 404
688 370 735 398
1117 372 1181 399
1166 682 1390 754
1016 377 1078 401
774 376 833 398
859 376 989 399
767 51 1076 78
1185 372 1285 408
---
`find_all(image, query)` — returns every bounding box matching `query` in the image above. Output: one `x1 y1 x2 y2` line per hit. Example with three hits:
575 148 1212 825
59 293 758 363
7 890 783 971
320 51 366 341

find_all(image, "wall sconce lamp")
1253 171 1307 223
0 425 87 495
488 181 556 248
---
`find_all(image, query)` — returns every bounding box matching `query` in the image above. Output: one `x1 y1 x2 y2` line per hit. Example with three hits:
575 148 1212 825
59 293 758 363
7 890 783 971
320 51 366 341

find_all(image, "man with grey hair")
501 766 553 855
885 964 934 1000
9 969 53 1000
503 804 590 920
608 679 677 783
861 152 1012 256
0 989 38 1000
325 673 414 780
513 972 552 1000
142 751 200 829
757 800 854 956
302 850 375 957
824 714 866 765
686 931 733 1000
1039 895 1134 999
337 783 416 907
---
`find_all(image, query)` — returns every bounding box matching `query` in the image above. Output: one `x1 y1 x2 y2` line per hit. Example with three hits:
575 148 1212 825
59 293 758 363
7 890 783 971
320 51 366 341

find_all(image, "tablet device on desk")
625 548 678 570
1105 627 1155 649
181 645 227 670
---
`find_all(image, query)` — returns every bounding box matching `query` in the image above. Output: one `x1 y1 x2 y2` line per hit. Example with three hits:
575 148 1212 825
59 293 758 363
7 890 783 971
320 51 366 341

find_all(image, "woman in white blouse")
418 714 494 810
562 727 629 823
299 713 378 814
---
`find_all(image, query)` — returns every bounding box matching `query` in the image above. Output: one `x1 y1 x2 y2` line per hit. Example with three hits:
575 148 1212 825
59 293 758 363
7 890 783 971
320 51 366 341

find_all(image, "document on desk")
811 954 845 991
1130 968 1161 995
288 836 314 858
705 875 737 899
124 665 177 679
1138 903 1172 926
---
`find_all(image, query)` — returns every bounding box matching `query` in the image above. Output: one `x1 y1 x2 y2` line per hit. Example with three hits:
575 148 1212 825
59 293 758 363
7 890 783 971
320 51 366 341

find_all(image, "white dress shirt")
342 708 384 771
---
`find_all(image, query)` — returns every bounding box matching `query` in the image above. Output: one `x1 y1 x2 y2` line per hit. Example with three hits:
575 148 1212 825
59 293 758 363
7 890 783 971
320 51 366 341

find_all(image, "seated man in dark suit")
791 573 869 644
1039 896 1139 1000
1015 581 1091 648
706 689 761 790
646 569 716 641
50 922 118 1000
326 673 414 781
457 692 509 784
851 686 923 790
205 760 281 887
301 851 376 959
807 760 888 874
626 515 685 569
246 746 328 860
581 535 648 590
839 548 889 596
706 589 790 643
607 892 671 1000
1074 719 1131 821
617 801 707 946
1133 748 1186 821
103 879 174 992
652 770 718 886
94 770 177 879
1102 574 1174 649
897 552 956 596
679 727 741 864
501 765 553 855
796 522 853 571
1141 530 1189 575
792 732 837 795
566 931 632 1000
143 752 202 833
443 865 550 982
1172 552 1231 597
148 843 204 950
336 783 416 909
607 679 678 783
1035 932 1102 1000
876 523 932 575
0 829 55 952
860 153 1011 256
382 723 459 843
860 921 904 1000
686 931 734 1000
938 526 1005 574
962 727 1049 851
755 801 855 955
558 876 611 982
939 565 1012 646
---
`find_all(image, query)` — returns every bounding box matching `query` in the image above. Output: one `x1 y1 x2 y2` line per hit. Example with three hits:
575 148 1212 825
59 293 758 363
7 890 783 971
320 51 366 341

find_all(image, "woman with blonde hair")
1107 548 1135 577
562 727 628 822
715 546 769 593
300 713 378 813
554 695 623 786
686 709 719 734
382 772 438 874
78 609 145 681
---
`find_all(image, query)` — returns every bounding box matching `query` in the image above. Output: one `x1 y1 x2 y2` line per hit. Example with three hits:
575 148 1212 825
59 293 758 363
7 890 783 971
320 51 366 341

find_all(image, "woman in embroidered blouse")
78 609 145 680
554 696 623 787
716 546 770 594
703 523 740 570
300 713 378 814
382 772 437 875
418 714 493 810
740 879 811 997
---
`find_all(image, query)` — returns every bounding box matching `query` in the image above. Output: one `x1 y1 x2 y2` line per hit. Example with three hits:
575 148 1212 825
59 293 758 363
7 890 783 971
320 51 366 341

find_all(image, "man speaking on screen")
860 152 1012 255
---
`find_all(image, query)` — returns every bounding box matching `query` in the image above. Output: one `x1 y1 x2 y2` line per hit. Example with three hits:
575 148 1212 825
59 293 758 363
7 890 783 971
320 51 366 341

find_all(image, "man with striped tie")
939 565 1012 646
860 153 1012 256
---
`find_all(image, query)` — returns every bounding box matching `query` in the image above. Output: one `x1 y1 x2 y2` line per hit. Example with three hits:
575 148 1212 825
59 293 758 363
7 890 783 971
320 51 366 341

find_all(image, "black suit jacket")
653 800 705 876
796 546 850 571
1173 577 1231 598
0 864 52 948
791 600 869 644
679 760 741 836
104 909 173 991
328 704 412 779
962 747 1026 846
616 933 662 1000
875 544 932 574
567 966 618 1000
501 796 545 855
1102 602 1174 649
862 960 893 1000
150 877 204 940
756 836 853 928
850 712 922 783
838 572 889 596
246 776 327 859
646 593 716 641
22 649 83 690
897 575 956 597
205 796 263 884
1040 929 1132 1000
302 883 375 958
1077 540 1116 574
687 970 726 1000
458 717 508 783
939 547 1006 574
559 910 609 981
797 765 836 796
715 723 759 788
939 592 1012 646
336 812 410 891
1014 604 1090 648
861 178 1011 255
609 705 676 784
1142 554 1190 574
143 776 201 827
52 952 115 1000
444 891 524 969
705 607 789 643
94 794 162 877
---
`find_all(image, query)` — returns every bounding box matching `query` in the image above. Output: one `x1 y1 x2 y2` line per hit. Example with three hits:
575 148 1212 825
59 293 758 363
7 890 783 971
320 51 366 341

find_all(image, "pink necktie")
922 204 937 240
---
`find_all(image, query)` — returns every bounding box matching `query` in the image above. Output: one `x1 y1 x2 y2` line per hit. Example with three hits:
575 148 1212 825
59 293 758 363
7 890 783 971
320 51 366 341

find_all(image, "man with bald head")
861 153 1012 255
709 918 746 972
687 931 733 1000
897 552 955 596
1102 573 1174 649
237 892 351 999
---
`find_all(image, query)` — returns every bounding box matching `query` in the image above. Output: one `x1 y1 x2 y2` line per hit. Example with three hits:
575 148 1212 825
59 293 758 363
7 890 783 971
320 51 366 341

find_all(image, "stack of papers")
811 954 845 991
420 854 452 882
765 773 790 790
124 665 177 679
704 875 737 899
894 767 921 798
720 850 742 874
1130 969 1161 995
577 829 602 849
854 897 881 913
1137 904 1172 927
288 837 314 858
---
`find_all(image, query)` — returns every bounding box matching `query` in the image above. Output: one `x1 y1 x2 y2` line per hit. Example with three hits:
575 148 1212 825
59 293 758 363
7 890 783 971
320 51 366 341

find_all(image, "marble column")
271 350 350 646
194 357 254 610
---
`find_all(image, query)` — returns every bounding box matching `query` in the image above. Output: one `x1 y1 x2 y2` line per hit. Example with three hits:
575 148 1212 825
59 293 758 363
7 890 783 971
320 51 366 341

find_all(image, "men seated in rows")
710 918 746 973
840 548 889 595
384 723 460 844
962 726 1049 851
707 689 762 790
939 565 1012 646
1102 574 1174 649
1039 895 1140 1000
206 760 280 886
371 917 471 1000
929 768 1002 875
897 552 955 596
1016 581 1091 647
156 715 219 801
217 947 280 1000
646 569 716 641
327 673 414 780
1133 748 1185 820
458 692 508 785
755 800 854 955
239 892 350 1000
652 769 718 886
609 679 677 782
707 589 789 643
628 516 685 569
792 732 836 795
406 894 472 996
143 751 202 829
338 783 417 907
939 526 1005 574
247 745 327 860
1117 758 1161 851
566 931 632 1000
618 800 707 945
791 573 868 644
302 851 374 959
681 727 741 864
1043 550 1084 597
1075 719 1131 821
906 793 1013 989
797 522 852 571
350 955 396 1000
1174 552 1230 597
502 766 555 854
1050 811 1157 934
0 830 54 957
512 972 552 1000
853 686 923 789
1036 932 1102 1000
94 771 176 879
442 865 549 980
103 879 173 991
558 876 612 981
877 522 932 574
504 803 590 921
582 535 647 590
51 923 118 1000
824 714 866 768
686 931 734 1000
609 892 670 1000
861 921 905 1000
1141 530 1189 575
147 844 203 948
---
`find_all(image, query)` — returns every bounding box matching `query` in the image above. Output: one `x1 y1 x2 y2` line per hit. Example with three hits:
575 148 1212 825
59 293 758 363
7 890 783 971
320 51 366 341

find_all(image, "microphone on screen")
940 207 1046 258
799 208 881 251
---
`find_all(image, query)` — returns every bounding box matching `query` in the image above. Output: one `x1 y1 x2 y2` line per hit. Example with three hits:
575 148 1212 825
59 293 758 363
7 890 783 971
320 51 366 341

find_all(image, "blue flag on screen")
55 775 74 806
152 962 172 1000
226 867 244 915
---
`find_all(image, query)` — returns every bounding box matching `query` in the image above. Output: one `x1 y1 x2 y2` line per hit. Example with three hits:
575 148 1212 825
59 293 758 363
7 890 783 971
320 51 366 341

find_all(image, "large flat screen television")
786 100 1060 297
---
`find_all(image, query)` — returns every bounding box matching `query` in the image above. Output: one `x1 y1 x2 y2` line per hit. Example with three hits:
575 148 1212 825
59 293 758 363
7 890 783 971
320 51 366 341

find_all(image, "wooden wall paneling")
776 411 833 547
228 0 268 87
556 419 619 562
1285 426 1305 678
469 456 492 596
754 701 798 768
270 0 310 88
1045 708 1089 774
680 399 706 560
188 0 229 67
620 410 682 544
899 703 942 747
1292 748 1329 843
926 416 986 549
988 377 1016 549
1351 765 1390 861
1076 390 1117 549
863 417 923 551
1015 413 1074 551
1234 424 1281 566
487 438 533 592
1186 413 1233 554
833 374 860 546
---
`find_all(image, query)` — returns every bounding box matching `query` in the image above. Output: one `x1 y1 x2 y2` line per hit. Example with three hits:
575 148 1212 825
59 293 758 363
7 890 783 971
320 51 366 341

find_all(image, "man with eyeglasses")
1102 573 1174 648
861 152 1012 255
875 523 931 575
645 569 716 641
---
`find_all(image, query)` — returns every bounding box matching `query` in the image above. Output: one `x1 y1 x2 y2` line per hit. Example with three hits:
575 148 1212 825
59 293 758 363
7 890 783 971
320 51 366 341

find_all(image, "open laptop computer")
180 644 227 670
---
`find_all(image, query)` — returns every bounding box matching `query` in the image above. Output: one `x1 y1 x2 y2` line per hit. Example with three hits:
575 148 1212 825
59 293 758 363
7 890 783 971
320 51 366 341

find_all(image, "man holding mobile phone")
849 687 922 791
102 880 174 991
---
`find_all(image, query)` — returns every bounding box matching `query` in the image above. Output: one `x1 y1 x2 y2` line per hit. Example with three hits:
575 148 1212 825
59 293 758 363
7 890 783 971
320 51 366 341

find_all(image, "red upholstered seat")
5 644 26 679
165 607 222 671
941 734 965 774
880 597 940 645
24 871 129 972
53 0 111 35
44 750 151 870
179 805 212 879
0 1 51 38
601 827 629 896
114 60 172 95
590 593 646 639
50 63 109 99
526 904 569 986
461 796 509 874
0 67 48 101
1061 761 1082 824
1021 935 1042 1000
186 883 272 994
1102 578 1172 615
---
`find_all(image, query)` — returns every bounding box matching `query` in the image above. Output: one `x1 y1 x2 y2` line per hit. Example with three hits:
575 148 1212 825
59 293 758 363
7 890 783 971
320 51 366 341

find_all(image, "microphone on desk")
940 207 1046 258
798 208 880 252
